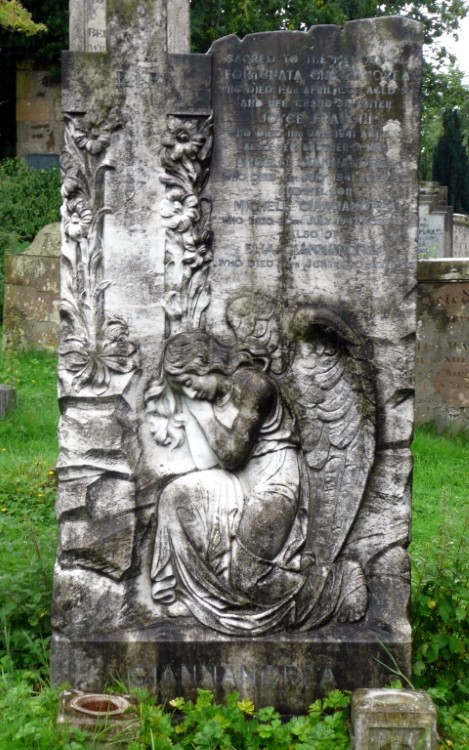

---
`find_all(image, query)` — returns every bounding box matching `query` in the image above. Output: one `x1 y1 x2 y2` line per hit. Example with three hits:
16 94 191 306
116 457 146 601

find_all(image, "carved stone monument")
51 0 422 713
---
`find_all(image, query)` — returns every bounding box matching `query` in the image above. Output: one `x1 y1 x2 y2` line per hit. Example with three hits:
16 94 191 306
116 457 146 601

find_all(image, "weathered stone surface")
16 64 64 159
69 0 106 52
352 689 437 750
453 213 469 258
52 0 422 709
2 223 61 352
59 513 137 580
418 182 452 259
57 690 139 745
416 259 469 431
0 385 16 418
52 625 411 714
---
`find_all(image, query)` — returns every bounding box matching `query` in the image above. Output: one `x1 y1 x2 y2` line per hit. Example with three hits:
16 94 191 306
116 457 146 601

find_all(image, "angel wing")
288 304 376 567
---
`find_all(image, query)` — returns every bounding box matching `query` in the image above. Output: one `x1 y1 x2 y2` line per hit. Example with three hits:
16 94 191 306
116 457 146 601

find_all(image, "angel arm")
187 369 275 470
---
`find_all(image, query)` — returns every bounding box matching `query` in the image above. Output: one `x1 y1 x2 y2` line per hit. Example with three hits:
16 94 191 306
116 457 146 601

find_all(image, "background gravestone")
2 223 61 352
416 259 469 432
51 0 422 713
452 213 469 258
418 182 453 259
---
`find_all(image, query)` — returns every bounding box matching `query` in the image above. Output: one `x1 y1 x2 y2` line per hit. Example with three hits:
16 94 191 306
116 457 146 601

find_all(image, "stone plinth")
2 223 61 352
52 624 411 714
416 259 469 431
352 689 437 750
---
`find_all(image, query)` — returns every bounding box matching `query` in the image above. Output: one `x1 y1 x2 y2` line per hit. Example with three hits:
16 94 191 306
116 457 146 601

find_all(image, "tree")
420 63 468 180
432 108 469 214
0 0 46 35
190 0 469 54
0 0 67 64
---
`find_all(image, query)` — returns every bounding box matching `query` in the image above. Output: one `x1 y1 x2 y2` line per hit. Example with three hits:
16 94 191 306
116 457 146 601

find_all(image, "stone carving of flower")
74 129 111 155
60 152 81 199
182 235 212 269
162 117 206 163
161 291 184 322
60 318 139 391
160 189 200 232
63 198 93 241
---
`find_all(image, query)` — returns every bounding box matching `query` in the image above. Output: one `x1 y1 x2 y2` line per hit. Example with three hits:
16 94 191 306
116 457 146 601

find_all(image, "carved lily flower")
63 199 93 241
74 129 111 155
162 117 206 162
182 235 212 269
161 291 183 321
60 318 139 392
160 189 200 232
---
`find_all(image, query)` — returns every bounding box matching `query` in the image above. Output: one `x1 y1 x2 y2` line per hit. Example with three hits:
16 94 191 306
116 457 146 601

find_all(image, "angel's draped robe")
150 381 343 634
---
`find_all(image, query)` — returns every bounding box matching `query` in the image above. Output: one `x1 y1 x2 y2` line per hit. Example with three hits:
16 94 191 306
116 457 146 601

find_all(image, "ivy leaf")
455 605 467 621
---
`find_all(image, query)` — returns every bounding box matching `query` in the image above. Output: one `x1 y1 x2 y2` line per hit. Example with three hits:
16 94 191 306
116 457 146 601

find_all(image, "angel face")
169 372 222 401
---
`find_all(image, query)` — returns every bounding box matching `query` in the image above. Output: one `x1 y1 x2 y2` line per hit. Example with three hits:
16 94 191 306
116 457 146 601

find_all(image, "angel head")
162 331 231 401
163 330 262 400
145 331 255 446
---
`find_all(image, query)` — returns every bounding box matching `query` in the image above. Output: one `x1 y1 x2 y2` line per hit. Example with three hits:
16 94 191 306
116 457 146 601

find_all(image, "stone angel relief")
143 295 376 636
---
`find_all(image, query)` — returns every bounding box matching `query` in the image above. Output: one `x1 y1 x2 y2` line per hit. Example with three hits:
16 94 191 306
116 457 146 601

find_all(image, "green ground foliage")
0 350 468 748
0 158 61 322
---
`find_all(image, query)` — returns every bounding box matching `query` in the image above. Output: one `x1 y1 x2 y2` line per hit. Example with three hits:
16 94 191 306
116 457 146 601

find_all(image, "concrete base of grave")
52 621 411 714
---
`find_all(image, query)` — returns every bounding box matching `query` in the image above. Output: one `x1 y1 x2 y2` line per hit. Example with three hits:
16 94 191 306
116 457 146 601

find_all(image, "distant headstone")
0 385 16 418
352 689 437 750
16 63 64 165
453 213 469 258
418 182 453 258
416 259 469 431
52 0 422 713
2 223 61 352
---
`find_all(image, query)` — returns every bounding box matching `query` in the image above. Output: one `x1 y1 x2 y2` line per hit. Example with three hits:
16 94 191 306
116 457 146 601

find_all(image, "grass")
0 345 468 748
412 425 469 548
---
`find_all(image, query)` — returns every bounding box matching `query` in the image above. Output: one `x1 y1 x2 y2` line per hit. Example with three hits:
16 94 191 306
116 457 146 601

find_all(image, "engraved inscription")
211 35 415 280
85 0 106 53
126 661 334 694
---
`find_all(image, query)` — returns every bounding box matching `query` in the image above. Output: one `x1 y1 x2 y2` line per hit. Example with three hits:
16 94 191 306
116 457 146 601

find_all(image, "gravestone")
51 0 422 713
416 259 469 432
453 213 469 258
0 385 16 418
418 182 453 259
2 223 61 352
